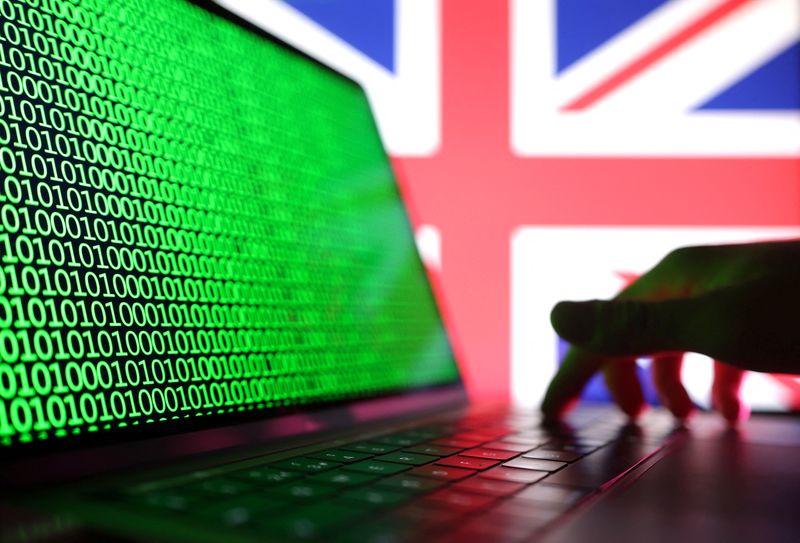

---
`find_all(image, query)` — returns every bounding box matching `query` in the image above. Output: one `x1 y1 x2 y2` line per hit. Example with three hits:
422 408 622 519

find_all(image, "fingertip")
670 401 696 423
541 347 607 422
711 361 748 425
724 407 750 428
651 353 695 422
551 301 595 345
603 360 646 422
620 397 647 423
662 388 696 421
540 394 579 421
714 392 750 426
610 377 646 422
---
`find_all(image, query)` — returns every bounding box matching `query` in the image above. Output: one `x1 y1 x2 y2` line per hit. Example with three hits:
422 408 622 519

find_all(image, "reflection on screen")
0 0 459 447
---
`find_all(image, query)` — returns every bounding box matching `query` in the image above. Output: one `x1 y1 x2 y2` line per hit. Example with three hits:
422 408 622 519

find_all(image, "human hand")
541 240 800 423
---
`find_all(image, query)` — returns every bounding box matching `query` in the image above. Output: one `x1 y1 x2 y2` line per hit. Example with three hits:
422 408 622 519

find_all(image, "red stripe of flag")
562 0 752 111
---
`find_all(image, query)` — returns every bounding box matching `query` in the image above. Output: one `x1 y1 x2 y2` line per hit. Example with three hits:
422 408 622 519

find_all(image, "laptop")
2 1 800 542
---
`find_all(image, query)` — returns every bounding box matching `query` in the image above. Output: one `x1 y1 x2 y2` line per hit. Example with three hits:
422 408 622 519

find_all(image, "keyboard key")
511 430 548 439
404 444 463 457
515 484 591 507
503 458 567 472
479 466 548 484
424 489 498 511
573 428 620 442
410 465 475 481
413 429 444 438
452 430 506 441
482 441 535 453
272 457 341 473
267 481 338 500
376 475 447 493
342 442 400 455
502 418 541 431
432 438 482 449
452 477 525 497
522 449 583 463
194 495 287 528
377 452 439 466
184 477 253 497
374 433 426 447
206 506 258 529
541 441 602 455
502 435 547 446
394 504 462 527
342 487 412 508
232 467 302 484
309 449 373 464
310 470 380 487
461 448 518 461
261 503 359 540
485 426 517 435
546 437 608 448
436 456 500 471
402 429 447 441
133 489 201 512
343 460 411 476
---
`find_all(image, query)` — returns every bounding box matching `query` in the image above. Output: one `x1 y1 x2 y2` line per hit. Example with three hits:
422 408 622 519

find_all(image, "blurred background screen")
216 0 800 411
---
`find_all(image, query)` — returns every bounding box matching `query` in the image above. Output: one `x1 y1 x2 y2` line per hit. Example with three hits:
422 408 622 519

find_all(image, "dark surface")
543 413 800 543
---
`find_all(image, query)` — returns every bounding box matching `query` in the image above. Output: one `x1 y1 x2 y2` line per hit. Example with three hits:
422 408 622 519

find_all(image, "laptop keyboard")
116 407 677 542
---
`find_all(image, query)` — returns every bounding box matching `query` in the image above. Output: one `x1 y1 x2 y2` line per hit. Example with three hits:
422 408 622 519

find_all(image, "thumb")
551 298 697 357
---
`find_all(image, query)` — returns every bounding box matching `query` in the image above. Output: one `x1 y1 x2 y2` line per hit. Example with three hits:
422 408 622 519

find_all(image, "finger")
541 347 608 419
711 360 749 425
602 358 645 420
651 353 695 420
551 298 695 357
552 284 751 361
554 281 800 372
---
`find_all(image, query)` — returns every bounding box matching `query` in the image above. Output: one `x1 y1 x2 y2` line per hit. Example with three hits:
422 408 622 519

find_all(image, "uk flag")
509 0 800 409
512 0 800 155
215 0 800 408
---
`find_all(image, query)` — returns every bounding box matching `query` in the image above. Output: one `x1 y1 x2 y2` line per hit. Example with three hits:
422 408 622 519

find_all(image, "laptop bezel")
1 383 468 487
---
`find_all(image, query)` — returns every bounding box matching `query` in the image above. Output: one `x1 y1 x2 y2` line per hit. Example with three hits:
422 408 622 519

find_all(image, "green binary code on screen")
0 0 458 446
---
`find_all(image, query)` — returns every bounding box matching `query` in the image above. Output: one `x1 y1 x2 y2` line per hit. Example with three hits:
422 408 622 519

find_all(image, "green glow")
0 0 458 447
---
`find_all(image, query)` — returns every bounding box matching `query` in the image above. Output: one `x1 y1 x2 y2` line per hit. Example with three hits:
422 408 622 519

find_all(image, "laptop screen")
0 0 460 451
